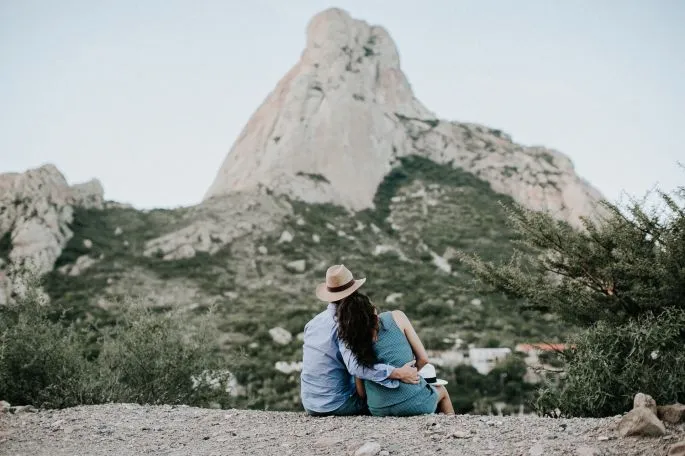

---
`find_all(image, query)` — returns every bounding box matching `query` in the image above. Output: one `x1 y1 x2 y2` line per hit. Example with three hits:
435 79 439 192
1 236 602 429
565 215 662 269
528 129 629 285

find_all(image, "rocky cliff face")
0 165 103 304
204 8 603 226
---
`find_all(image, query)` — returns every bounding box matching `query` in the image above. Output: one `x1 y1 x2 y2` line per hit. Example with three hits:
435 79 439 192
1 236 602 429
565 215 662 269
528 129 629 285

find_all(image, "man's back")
300 304 354 413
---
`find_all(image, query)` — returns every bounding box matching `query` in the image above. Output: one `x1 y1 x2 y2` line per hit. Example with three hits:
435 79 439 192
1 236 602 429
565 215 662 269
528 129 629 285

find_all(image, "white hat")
419 363 448 386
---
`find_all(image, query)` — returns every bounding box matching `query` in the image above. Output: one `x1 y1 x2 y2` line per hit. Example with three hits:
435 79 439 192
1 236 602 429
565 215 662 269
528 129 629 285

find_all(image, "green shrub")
461 179 685 416
0 275 234 409
536 308 685 417
98 303 234 407
0 278 99 408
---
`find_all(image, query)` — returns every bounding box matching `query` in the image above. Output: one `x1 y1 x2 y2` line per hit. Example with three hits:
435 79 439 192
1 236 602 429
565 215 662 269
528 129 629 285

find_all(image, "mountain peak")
204 9 602 226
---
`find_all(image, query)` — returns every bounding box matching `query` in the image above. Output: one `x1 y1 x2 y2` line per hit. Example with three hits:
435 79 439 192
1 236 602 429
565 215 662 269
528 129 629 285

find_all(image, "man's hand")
389 361 419 384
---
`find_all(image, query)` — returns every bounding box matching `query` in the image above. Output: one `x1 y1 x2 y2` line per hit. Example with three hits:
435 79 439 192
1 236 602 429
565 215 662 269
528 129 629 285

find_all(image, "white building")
466 347 512 375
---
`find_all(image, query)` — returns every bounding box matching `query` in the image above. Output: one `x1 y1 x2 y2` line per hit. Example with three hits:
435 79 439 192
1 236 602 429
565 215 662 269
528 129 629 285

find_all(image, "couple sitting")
300 265 454 416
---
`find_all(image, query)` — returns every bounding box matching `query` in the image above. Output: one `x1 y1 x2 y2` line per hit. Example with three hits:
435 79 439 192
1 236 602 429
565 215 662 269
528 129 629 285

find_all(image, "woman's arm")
355 377 366 399
391 310 430 370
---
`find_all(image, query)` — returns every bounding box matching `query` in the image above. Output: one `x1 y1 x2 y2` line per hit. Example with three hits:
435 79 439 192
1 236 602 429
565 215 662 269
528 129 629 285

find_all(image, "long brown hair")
336 292 378 368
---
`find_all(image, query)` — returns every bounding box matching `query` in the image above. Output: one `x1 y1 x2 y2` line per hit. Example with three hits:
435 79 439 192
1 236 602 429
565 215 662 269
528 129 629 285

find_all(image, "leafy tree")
459 180 685 416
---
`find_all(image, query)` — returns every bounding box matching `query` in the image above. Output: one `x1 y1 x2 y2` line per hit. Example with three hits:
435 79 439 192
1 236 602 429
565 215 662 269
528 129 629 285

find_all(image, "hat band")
424 376 437 384
327 279 355 293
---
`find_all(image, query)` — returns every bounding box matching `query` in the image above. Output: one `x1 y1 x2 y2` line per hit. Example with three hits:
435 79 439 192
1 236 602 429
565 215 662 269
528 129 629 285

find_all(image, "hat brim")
315 278 366 302
426 379 448 387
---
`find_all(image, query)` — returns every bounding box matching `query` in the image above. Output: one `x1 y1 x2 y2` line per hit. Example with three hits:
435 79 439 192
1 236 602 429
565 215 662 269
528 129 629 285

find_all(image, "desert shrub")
460 179 685 416
97 303 233 407
0 277 99 408
536 308 685 417
0 275 234 409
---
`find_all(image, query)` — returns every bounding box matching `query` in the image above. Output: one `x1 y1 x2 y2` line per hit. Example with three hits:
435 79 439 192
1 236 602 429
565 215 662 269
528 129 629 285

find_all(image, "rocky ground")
1 404 684 456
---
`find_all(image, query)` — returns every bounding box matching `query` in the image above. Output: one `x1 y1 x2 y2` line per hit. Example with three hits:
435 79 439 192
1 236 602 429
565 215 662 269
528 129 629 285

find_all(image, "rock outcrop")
142 193 291 260
0 164 104 303
204 8 603 227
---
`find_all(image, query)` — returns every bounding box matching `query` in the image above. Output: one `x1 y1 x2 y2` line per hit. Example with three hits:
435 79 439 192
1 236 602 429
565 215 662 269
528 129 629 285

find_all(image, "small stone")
379 451 390 456
257 245 268 255
354 441 381 456
83 239 93 249
296 218 305 226
618 407 666 437
576 446 602 456
596 436 611 442
634 392 658 415
114 227 123 236
658 404 685 424
452 431 470 439
669 441 685 456
312 234 320 243
0 400 9 413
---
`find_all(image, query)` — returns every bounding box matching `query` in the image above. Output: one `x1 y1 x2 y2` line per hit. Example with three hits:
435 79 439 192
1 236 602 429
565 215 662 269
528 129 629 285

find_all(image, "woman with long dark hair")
336 291 454 416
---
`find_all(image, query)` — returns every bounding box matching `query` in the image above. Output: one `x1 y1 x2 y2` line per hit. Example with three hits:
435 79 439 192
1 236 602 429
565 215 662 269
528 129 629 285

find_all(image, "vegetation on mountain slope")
4 157 571 412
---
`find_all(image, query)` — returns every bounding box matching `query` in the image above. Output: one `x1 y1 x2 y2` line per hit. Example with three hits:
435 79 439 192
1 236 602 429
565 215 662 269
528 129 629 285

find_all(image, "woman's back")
365 312 429 409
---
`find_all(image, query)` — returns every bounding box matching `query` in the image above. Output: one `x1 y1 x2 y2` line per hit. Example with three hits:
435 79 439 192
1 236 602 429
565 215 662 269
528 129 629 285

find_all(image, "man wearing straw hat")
300 264 420 416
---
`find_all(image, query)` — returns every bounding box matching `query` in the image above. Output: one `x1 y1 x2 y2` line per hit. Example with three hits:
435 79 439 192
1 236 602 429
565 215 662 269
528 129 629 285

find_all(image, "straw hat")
315 264 366 302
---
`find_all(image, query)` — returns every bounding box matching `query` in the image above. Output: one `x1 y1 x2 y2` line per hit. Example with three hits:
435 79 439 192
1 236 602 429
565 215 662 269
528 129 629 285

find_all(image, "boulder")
0 400 9 413
285 259 306 273
633 392 657 415
669 441 685 456
58 255 98 276
278 230 293 244
618 407 666 437
274 361 303 374
658 404 685 424
575 446 602 456
269 327 293 345
385 293 403 304
354 442 381 456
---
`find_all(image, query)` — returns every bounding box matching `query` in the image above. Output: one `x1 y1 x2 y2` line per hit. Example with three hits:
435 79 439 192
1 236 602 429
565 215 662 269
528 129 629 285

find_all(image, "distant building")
515 343 569 366
426 349 466 368
467 347 512 375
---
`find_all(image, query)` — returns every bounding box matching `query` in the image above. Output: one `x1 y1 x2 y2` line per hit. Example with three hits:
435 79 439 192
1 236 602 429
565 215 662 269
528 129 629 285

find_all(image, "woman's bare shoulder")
390 310 409 329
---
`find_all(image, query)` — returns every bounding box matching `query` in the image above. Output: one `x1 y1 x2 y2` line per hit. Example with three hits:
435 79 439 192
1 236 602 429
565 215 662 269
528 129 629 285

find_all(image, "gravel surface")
1 404 684 455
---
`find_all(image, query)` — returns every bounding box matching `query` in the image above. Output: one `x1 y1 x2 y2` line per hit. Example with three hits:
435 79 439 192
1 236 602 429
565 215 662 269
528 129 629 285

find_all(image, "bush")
460 179 685 416
536 308 685 417
0 277 98 408
0 275 234 409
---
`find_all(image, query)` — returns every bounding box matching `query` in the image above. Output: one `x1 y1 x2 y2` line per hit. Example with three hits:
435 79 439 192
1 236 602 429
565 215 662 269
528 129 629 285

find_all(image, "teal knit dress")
365 312 439 416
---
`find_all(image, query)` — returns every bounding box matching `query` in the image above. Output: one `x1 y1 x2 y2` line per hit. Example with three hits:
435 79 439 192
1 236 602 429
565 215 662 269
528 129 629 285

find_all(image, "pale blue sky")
1 0 683 209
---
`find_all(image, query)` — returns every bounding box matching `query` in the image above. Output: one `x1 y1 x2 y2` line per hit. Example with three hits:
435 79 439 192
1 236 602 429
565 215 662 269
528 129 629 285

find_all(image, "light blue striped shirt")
300 304 399 413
